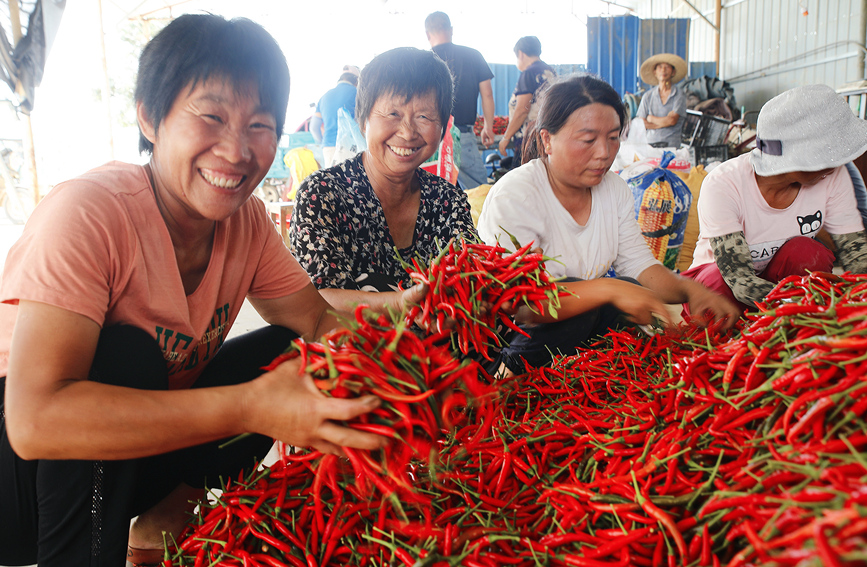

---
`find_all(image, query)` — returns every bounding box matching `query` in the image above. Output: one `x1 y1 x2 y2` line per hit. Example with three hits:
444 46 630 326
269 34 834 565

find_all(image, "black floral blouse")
289 153 477 291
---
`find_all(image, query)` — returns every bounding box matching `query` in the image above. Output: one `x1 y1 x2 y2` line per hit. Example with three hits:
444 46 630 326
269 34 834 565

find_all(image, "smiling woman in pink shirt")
0 14 392 567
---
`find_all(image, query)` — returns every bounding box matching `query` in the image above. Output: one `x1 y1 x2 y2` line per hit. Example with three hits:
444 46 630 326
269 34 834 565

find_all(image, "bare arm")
644 111 681 129
303 285 426 318
830 230 867 273
499 93 532 156
637 263 740 329
478 79 496 147
513 278 671 327
248 283 343 340
6 298 385 462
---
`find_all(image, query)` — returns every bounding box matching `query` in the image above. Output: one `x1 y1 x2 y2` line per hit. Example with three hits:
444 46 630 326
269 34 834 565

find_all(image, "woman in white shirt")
478 74 738 371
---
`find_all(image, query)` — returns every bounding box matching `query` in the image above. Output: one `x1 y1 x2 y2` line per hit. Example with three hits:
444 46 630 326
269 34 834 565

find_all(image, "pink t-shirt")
0 162 311 389
690 154 864 273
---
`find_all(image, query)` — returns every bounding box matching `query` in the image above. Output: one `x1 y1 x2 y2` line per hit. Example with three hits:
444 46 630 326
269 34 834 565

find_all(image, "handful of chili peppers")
401 235 563 361
167 272 867 567
263 305 499 505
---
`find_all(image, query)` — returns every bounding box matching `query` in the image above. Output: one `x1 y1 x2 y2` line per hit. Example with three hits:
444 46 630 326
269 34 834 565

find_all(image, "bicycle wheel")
4 186 31 224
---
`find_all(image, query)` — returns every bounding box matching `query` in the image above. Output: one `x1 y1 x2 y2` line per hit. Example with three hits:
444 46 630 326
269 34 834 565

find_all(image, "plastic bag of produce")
421 116 459 185
625 151 692 270
331 107 367 167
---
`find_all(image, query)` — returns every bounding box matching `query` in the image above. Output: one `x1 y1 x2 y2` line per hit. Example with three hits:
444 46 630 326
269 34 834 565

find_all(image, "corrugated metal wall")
721 0 866 112
587 15 642 95
691 61 718 78
587 15 690 95
632 0 867 112
488 64 522 116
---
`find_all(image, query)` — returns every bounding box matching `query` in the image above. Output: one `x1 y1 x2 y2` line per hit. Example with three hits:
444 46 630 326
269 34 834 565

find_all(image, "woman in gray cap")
636 53 688 147
683 83 867 313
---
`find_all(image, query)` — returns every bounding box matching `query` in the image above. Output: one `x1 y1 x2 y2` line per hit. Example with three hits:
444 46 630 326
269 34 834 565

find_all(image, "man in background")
425 11 495 190
311 65 361 167
636 53 688 148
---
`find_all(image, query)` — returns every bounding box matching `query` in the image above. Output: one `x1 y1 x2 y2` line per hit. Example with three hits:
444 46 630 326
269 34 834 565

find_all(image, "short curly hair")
355 47 454 141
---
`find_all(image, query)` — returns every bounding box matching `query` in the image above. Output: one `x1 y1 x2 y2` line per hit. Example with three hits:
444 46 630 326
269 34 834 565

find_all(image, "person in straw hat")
636 52 688 147
682 83 867 315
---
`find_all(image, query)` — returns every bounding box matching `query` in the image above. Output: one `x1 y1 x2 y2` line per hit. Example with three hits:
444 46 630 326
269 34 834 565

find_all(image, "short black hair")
523 74 628 164
514 36 542 57
424 11 451 34
134 14 290 154
356 47 454 140
338 72 359 86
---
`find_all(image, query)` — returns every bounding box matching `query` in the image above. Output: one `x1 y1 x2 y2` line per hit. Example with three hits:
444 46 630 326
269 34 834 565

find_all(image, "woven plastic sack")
625 151 693 270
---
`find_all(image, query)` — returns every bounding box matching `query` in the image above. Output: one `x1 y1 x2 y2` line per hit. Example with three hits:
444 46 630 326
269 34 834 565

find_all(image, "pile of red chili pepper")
264 305 498 505
401 236 562 360
473 115 509 136
167 272 867 567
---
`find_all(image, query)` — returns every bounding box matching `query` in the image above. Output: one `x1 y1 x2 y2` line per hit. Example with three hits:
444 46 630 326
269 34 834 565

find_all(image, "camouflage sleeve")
830 231 867 274
710 232 774 305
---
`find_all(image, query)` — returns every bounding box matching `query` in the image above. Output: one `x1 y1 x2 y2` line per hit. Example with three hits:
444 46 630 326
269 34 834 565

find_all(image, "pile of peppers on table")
163 237 867 567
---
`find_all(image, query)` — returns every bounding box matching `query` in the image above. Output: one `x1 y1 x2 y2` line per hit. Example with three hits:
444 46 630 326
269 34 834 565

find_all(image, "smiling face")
139 77 278 223
362 90 443 181
541 102 622 192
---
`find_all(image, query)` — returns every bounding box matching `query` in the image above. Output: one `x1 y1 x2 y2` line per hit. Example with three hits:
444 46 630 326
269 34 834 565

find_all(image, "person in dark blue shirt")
425 11 495 189
498 36 556 163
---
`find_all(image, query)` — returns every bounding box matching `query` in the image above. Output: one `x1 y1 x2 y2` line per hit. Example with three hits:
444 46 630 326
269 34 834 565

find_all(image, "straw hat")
750 84 867 176
640 53 687 86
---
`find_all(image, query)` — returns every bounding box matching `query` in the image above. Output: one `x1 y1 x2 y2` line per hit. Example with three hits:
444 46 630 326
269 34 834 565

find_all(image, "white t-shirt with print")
477 159 660 281
690 153 863 273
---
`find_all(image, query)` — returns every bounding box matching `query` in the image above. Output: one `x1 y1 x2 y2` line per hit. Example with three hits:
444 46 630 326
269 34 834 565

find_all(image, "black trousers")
498 277 638 373
0 324 297 567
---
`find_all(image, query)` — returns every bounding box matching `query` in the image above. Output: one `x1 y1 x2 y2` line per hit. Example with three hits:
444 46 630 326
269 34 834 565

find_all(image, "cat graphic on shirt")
797 210 822 235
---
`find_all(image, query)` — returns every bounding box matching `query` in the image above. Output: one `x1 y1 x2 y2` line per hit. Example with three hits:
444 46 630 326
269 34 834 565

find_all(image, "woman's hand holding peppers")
682 279 741 330
243 357 387 456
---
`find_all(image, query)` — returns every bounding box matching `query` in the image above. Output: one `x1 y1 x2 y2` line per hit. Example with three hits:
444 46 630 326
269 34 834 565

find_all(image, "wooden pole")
97 0 114 160
8 1 21 43
714 0 722 77
8 2 40 207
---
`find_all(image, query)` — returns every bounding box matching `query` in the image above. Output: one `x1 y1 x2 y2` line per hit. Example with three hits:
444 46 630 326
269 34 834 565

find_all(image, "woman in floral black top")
290 47 477 312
